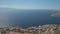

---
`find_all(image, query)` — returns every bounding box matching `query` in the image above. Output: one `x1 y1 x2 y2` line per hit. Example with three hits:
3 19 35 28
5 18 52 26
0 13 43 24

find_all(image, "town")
0 24 60 34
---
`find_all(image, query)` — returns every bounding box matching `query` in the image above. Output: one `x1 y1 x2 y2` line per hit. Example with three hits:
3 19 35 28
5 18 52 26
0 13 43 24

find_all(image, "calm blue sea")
0 9 60 27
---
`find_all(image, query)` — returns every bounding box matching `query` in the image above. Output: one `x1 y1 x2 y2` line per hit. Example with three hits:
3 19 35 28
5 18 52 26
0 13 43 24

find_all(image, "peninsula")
51 12 60 17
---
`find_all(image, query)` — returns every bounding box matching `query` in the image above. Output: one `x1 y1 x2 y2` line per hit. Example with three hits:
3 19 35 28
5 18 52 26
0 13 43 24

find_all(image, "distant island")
51 12 60 17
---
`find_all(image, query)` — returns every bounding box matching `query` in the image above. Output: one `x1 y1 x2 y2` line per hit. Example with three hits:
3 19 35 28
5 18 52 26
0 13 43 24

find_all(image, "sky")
0 0 60 10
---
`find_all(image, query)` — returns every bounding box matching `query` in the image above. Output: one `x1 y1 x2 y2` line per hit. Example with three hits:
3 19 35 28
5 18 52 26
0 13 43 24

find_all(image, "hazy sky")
0 0 60 10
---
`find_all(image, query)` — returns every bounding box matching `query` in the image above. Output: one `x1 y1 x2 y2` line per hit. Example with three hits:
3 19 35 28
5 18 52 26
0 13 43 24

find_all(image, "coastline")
0 24 60 34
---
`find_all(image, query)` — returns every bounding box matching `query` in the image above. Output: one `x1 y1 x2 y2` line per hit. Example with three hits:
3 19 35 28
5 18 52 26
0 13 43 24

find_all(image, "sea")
0 9 60 28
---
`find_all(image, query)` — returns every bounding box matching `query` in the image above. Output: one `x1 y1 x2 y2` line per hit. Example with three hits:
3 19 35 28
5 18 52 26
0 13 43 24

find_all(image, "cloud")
0 5 60 10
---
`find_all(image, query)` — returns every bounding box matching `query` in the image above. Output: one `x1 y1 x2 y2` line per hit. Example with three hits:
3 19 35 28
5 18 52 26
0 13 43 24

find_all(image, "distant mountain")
0 7 17 12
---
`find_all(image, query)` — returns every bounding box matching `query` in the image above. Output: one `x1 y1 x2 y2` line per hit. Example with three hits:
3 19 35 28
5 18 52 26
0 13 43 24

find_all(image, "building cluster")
0 24 60 34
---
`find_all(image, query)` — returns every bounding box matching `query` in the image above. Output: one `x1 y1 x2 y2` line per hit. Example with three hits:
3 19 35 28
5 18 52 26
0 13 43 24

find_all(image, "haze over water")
0 0 60 27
